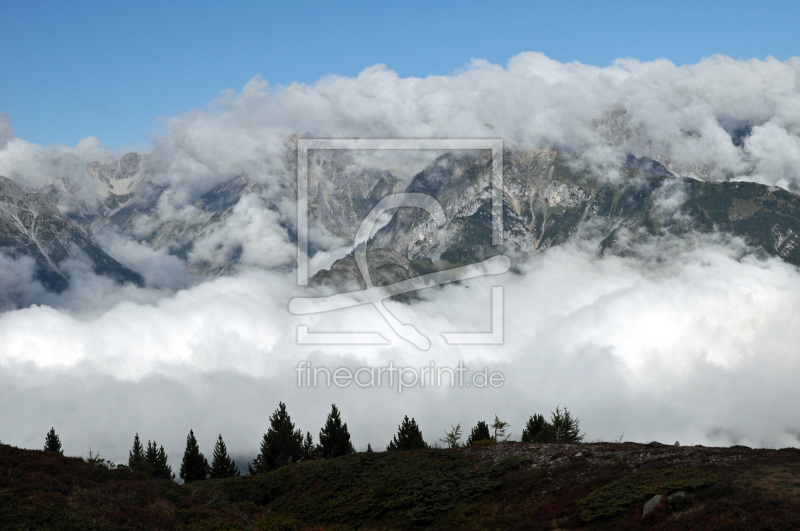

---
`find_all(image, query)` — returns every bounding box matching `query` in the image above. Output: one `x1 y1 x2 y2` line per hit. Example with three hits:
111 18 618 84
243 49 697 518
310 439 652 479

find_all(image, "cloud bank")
1 53 800 464
2 231 800 463
5 53 800 199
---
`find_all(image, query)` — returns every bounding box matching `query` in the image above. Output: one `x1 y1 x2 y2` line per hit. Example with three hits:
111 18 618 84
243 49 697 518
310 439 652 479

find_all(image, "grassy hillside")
3 441 800 529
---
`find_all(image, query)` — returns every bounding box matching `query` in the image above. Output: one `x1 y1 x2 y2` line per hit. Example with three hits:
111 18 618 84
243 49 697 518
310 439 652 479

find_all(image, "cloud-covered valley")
2 53 800 464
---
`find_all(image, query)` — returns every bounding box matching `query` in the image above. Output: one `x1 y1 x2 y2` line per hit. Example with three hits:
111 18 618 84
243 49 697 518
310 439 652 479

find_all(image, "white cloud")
0 252 50 311
3 53 800 226
188 194 296 270
743 122 800 188
2 53 800 463
1 232 800 463
0 136 112 205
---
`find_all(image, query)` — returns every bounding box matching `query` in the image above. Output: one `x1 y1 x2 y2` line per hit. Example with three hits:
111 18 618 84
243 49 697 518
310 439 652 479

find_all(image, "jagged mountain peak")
86 151 151 198
0 175 143 299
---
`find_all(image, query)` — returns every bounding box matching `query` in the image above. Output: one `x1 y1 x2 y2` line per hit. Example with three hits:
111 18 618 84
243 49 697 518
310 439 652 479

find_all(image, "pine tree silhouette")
387 416 427 451
44 427 62 454
128 433 148 471
250 402 303 473
319 404 355 459
301 431 318 461
550 405 584 443
466 421 492 445
180 429 209 483
210 434 240 479
145 440 174 480
521 414 548 442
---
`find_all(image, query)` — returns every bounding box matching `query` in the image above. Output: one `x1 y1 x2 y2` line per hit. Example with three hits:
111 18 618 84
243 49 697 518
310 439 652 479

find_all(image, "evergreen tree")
491 415 511 442
301 431 318 461
440 423 463 449
247 455 263 476
466 421 492 445
180 429 209 483
145 440 158 465
145 440 174 480
44 427 63 454
521 414 548 442
128 433 148 471
319 404 355 459
366 443 373 453
250 402 304 473
550 405 584 443
157 446 174 480
210 434 240 479
387 415 427 451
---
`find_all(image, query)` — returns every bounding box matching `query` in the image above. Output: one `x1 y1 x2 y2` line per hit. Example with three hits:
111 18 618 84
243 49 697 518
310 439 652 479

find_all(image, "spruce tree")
128 433 148 470
44 427 63 454
319 404 355 459
145 440 158 465
180 429 209 483
145 440 174 480
386 415 427 451
247 454 263 475
250 402 303 473
157 446 174 480
521 414 548 442
551 405 584 443
366 443 373 453
210 434 240 479
466 421 492 446
301 431 318 461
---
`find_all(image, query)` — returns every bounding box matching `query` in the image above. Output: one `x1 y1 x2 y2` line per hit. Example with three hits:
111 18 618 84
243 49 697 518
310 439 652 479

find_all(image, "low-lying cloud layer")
1 53 800 464
2 230 800 462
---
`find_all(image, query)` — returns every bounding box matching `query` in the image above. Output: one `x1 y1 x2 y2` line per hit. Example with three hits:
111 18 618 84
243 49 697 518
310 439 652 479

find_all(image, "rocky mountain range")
310 148 800 287
2 142 800 307
0 175 142 293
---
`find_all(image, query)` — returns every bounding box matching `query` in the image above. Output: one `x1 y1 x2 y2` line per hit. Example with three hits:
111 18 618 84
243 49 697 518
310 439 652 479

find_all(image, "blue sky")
2 0 798 149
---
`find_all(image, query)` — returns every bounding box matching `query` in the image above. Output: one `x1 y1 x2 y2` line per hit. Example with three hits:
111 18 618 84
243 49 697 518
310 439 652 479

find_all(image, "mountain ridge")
6 144 800 302
310 150 800 287
0 175 143 296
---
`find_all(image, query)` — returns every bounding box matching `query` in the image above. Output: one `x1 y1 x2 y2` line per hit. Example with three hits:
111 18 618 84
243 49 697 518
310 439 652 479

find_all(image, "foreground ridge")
2 440 800 529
